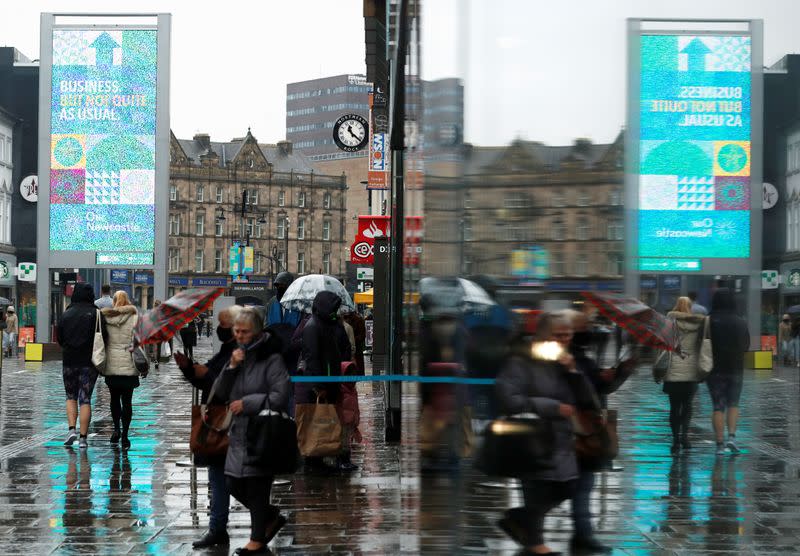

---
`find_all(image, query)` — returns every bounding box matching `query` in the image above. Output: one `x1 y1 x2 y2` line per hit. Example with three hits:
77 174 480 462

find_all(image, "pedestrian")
205 318 212 338
266 272 303 349
210 307 291 555
95 284 114 309
176 305 242 549
706 288 749 455
57 282 107 449
342 310 367 375
179 317 197 360
496 311 598 554
338 315 360 471
150 299 172 370
662 297 706 455
101 291 142 450
568 309 614 554
778 313 792 365
4 306 18 357
688 291 708 316
298 291 351 473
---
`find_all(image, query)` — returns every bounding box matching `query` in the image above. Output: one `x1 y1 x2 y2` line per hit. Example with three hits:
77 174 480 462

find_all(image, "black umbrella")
786 305 800 315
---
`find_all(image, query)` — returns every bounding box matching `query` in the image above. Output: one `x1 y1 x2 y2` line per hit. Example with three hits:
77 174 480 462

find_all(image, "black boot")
192 529 230 548
110 429 121 444
337 452 358 472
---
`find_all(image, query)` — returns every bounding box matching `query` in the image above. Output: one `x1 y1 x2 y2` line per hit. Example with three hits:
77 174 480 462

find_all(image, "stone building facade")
423 134 624 300
168 130 348 298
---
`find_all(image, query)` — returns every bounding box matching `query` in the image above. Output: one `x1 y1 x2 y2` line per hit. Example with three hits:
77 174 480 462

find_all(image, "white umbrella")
457 278 495 309
279 274 355 314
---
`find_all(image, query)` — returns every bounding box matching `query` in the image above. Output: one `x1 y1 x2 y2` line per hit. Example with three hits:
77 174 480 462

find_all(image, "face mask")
572 330 594 348
216 326 234 343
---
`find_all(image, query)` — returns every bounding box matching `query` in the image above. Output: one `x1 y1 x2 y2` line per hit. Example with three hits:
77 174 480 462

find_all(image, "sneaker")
64 430 78 447
78 437 88 450
715 443 727 455
726 437 741 454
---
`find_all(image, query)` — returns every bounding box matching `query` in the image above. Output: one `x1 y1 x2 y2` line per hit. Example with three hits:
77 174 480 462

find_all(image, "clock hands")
347 124 361 141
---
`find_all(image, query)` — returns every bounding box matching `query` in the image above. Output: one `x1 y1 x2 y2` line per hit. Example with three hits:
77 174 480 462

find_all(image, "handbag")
697 317 713 380
245 397 299 474
159 341 172 361
132 346 150 376
573 408 619 470
295 395 342 457
92 309 106 374
474 413 555 477
190 377 232 457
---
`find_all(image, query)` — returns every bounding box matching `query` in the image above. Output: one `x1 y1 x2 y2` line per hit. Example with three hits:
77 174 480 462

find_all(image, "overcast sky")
3 1 800 147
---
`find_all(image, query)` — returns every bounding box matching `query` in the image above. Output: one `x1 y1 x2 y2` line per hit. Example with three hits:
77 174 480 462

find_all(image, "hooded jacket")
300 291 351 403
665 311 707 382
57 283 107 367
211 331 290 478
709 289 749 373
101 304 139 377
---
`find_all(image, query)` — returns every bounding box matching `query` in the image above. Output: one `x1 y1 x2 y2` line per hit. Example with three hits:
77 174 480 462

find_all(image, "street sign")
761 270 778 289
357 267 374 281
639 258 702 272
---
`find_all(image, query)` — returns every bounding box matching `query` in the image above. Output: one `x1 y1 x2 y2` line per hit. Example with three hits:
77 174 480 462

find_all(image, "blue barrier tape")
289 375 495 385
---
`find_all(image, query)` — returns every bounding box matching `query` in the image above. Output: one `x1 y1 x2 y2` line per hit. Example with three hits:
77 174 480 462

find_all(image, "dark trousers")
226 475 277 543
571 470 595 540
208 462 230 534
665 382 698 440
109 388 133 435
520 479 575 546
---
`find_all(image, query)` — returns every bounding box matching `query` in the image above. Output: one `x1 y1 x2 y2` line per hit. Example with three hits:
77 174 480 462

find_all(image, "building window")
464 193 472 209
169 184 177 201
575 253 588 276
608 189 622 206
215 186 223 203
552 220 566 241
323 192 332 209
323 219 331 241
297 217 305 239
245 189 259 205
255 218 263 238
578 190 591 206
196 184 204 202
577 217 590 240
215 219 223 237
608 253 623 276
194 249 204 272
297 252 305 274
169 248 181 272
246 217 254 238
278 190 285 207
169 214 180 236
504 192 526 209
277 251 286 271
464 219 472 241
277 217 286 239
298 192 306 208
323 253 331 275
255 251 263 274
607 220 623 241
214 249 223 273
551 251 564 276
195 213 204 236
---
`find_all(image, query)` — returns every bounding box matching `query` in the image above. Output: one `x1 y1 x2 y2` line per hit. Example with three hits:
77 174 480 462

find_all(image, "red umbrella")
582 292 682 353
134 288 224 345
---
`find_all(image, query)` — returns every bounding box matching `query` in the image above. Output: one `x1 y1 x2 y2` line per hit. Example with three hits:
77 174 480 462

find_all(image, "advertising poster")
638 34 752 260
49 29 157 259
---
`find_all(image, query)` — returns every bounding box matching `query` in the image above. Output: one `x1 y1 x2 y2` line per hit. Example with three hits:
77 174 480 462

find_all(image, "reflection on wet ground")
0 338 797 554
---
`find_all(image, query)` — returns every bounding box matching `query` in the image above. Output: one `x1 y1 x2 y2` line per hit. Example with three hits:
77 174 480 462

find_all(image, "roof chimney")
277 140 293 155
194 133 211 149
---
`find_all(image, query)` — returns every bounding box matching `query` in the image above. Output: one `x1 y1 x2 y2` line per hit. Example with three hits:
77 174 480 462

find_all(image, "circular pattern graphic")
717 144 747 174
720 182 745 206
54 137 84 168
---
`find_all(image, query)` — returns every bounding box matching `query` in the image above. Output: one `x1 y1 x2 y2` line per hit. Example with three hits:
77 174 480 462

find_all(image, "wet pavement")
0 337 798 555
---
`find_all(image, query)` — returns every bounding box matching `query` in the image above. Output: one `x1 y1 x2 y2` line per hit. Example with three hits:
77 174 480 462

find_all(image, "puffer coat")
665 311 706 382
101 305 139 377
211 332 291 478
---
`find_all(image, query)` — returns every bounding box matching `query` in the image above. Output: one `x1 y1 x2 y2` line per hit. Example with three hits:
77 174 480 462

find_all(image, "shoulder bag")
475 413 555 477
92 310 107 374
245 392 299 474
697 317 713 380
190 376 232 457
130 317 150 376
572 408 619 471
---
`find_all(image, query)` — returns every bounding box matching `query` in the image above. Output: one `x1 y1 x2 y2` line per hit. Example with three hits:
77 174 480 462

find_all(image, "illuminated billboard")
638 34 752 260
48 29 157 257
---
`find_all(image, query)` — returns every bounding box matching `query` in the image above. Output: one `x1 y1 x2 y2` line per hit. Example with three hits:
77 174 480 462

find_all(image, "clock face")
333 114 369 152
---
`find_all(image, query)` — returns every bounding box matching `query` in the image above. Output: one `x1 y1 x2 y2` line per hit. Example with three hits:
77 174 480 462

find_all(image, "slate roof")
175 135 315 174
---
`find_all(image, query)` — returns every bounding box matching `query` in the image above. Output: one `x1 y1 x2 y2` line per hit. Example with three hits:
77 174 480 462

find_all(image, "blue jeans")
571 470 596 540
208 461 230 533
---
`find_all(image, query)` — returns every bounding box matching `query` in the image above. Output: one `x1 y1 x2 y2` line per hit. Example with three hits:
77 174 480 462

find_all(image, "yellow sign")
25 343 43 362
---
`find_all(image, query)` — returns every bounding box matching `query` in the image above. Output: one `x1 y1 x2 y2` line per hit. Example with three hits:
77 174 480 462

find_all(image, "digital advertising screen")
637 34 752 262
48 29 157 257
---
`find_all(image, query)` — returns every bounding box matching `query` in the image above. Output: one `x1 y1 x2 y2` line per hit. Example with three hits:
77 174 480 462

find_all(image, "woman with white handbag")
57 283 108 449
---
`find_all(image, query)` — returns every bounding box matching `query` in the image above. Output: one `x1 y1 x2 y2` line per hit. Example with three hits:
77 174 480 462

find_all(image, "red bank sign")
350 215 423 265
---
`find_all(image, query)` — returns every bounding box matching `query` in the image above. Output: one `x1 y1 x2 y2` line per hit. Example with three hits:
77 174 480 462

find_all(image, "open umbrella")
134 288 224 345
418 277 496 317
279 274 355 314
582 291 682 353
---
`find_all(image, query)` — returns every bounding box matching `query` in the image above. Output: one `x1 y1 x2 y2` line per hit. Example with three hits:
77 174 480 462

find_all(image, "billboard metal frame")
36 13 171 341
626 18 763 340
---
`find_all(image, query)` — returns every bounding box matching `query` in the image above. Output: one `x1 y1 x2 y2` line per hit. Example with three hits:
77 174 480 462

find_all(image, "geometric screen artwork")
49 29 157 254
638 34 751 259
